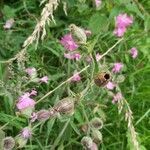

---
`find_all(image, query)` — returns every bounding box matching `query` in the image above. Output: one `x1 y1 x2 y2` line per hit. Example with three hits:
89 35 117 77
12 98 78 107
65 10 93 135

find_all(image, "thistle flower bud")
21 127 32 139
15 127 32 148
2 136 15 150
91 129 103 144
36 109 50 121
116 75 125 83
90 117 103 129
69 24 87 44
54 97 75 115
81 136 93 149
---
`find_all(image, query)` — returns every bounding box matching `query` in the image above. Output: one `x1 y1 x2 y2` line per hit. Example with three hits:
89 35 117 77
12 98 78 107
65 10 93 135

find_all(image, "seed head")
54 97 75 115
90 117 103 129
2 136 15 150
81 136 93 149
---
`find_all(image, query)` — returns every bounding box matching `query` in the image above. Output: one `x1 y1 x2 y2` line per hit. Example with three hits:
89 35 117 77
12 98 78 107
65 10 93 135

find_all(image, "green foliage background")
0 0 150 149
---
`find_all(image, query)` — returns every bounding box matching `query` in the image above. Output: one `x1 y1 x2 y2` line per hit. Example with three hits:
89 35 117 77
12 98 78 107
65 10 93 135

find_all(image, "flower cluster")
114 13 133 37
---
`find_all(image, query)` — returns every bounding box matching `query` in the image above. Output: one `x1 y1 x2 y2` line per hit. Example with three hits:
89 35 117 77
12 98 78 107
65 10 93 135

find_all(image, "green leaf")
88 13 109 34
126 3 144 19
2 5 16 19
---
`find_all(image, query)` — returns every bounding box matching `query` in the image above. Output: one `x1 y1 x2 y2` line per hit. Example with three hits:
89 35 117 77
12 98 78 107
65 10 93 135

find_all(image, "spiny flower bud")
15 127 32 148
90 117 103 129
2 136 15 150
54 97 75 115
21 127 32 139
69 24 87 44
36 109 50 121
91 129 103 144
81 136 93 149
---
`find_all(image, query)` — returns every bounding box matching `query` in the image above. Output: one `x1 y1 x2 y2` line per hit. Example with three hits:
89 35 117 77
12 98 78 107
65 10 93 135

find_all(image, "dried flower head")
36 109 50 121
91 129 103 144
2 136 15 150
90 117 103 129
54 97 75 115
81 136 93 149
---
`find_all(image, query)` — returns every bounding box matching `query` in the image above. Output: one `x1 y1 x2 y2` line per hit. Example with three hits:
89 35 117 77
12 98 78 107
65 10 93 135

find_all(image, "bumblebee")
94 72 111 87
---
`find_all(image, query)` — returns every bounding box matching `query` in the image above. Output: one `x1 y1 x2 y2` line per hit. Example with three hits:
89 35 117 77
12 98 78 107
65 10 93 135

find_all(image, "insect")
94 72 111 87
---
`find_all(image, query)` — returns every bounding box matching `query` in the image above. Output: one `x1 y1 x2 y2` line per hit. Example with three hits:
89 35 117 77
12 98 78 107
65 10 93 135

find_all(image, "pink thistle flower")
106 81 116 90
96 53 102 62
21 127 32 139
64 53 81 60
94 0 102 8
116 13 133 28
3 18 14 29
25 67 36 76
112 63 123 73
113 26 126 37
84 30 92 36
130 47 138 59
60 34 79 51
39 76 48 83
16 93 35 110
30 89 37 96
112 92 123 104
114 13 133 37
71 72 81 82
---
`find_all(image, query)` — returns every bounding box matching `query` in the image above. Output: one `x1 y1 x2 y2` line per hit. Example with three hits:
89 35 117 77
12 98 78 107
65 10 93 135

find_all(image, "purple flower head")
71 72 81 82
3 18 14 29
21 127 32 139
106 81 116 90
96 53 102 62
39 76 49 83
60 34 79 51
112 63 123 73
114 13 133 37
64 52 81 60
130 47 138 59
112 92 123 104
25 67 37 76
16 93 35 110
116 13 133 28
94 0 102 8
30 89 37 96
